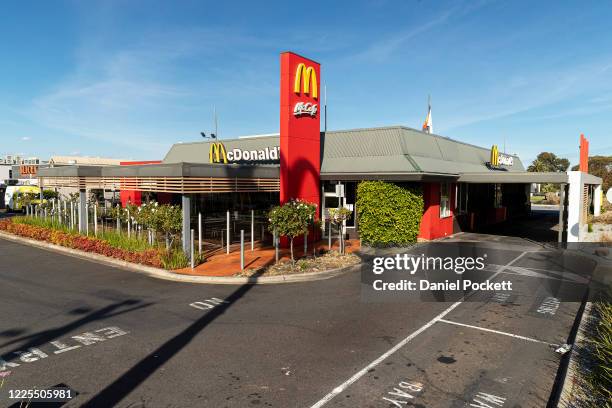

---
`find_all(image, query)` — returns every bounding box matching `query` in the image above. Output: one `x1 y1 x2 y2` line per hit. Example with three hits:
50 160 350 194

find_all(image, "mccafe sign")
209 142 280 164
293 63 318 117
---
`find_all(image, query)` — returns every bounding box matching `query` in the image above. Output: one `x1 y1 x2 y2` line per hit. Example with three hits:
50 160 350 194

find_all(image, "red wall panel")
418 182 455 240
119 160 162 207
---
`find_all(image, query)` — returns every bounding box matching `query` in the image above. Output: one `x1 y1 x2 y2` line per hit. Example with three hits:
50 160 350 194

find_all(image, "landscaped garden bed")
238 250 361 277
0 216 191 270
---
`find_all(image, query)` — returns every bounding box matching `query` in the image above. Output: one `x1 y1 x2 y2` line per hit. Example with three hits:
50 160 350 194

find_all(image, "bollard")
240 229 245 271
198 212 202 255
274 228 279 263
251 210 254 251
338 224 343 254
190 229 195 269
226 210 230 254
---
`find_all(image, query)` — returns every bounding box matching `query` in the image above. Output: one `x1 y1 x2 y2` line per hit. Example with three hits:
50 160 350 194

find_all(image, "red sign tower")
279 52 321 223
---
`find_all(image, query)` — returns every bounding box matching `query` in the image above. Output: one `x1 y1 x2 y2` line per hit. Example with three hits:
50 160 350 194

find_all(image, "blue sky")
1 0 611 167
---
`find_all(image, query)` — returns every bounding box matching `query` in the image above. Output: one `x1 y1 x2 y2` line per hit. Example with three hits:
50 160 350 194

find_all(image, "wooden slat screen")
40 176 280 194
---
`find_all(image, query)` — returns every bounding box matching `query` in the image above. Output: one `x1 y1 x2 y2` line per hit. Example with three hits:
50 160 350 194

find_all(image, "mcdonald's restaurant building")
38 51 600 250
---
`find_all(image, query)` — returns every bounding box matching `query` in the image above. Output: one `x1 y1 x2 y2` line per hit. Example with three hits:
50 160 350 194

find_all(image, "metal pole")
198 212 202 255
86 202 89 235
226 210 230 254
304 232 307 255
190 229 195 269
94 204 98 236
558 183 566 243
328 221 332 250
274 228 279 263
79 190 86 234
127 208 131 238
240 230 245 271
251 210 254 251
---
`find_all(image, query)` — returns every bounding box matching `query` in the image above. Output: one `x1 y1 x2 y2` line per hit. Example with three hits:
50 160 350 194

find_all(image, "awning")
457 171 568 184
38 163 280 193
320 172 458 181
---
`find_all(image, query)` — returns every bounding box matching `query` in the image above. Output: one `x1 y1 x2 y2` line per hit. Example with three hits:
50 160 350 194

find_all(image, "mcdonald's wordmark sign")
489 145 514 168
209 142 280 164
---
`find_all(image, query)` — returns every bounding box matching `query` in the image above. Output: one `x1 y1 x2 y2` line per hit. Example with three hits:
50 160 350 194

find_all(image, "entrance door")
321 192 341 238
321 182 357 238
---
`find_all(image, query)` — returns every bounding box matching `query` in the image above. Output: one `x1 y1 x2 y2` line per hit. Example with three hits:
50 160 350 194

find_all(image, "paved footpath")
0 235 595 407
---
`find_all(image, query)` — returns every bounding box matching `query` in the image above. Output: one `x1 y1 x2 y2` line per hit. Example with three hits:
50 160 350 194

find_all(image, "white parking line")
308 301 463 408
308 251 528 408
437 319 558 346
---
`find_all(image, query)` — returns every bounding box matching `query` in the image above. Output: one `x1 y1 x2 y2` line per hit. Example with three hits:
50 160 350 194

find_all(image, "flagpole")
324 84 327 133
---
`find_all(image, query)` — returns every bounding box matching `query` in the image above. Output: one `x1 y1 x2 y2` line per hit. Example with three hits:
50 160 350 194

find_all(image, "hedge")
356 181 424 246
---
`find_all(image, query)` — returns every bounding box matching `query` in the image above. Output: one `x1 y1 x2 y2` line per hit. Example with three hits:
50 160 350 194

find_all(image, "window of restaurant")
440 182 451 218
493 184 503 208
455 183 468 214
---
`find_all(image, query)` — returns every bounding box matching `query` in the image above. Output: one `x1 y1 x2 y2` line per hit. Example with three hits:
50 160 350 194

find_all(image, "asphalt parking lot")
0 233 596 407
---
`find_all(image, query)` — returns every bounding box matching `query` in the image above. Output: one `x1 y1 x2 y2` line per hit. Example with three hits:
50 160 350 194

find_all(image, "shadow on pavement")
0 299 153 358
80 271 264 408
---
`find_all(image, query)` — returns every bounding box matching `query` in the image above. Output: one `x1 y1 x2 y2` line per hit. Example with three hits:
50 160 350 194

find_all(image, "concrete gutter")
556 302 593 407
554 254 611 407
0 231 359 285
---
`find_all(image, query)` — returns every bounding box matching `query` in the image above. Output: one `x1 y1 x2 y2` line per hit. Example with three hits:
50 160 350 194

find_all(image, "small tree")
268 199 316 265
42 190 59 200
16 192 39 212
327 207 352 254
155 204 183 249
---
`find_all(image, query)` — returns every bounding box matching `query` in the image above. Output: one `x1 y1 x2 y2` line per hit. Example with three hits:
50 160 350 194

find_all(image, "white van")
4 185 44 212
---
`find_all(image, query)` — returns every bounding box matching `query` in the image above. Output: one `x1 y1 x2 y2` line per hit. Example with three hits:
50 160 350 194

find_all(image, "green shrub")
356 181 423 246
160 249 205 269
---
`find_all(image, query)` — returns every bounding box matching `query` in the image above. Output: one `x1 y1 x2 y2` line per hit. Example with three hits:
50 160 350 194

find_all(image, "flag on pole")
422 96 432 134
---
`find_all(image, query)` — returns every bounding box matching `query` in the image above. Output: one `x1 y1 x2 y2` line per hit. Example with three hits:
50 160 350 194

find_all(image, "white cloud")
21 136 31 141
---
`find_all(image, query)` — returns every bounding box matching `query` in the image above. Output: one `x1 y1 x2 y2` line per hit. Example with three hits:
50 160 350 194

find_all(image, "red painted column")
279 52 321 217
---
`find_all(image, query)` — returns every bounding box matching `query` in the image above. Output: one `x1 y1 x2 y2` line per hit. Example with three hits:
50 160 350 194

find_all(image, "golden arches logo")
490 145 499 167
209 142 228 164
293 63 318 99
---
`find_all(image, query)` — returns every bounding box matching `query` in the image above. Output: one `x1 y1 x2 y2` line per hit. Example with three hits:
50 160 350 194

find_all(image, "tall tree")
527 152 570 173
571 155 612 191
